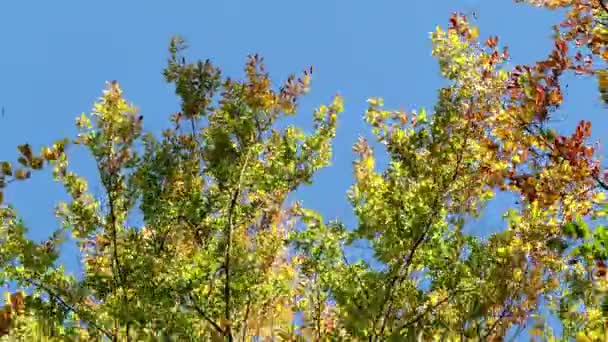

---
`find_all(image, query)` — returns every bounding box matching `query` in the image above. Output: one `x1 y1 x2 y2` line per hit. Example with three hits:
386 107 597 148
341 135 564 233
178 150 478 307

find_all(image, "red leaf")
485 36 498 49
555 39 568 54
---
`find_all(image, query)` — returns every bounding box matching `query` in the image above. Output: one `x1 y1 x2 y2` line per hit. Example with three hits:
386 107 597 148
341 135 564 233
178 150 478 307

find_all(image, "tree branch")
340 245 373 316
223 152 251 341
482 262 531 340
482 307 509 340
372 117 471 341
397 294 452 332
373 211 437 341
187 293 224 335
97 158 129 342
240 295 253 342
598 0 608 15
23 277 114 340
394 287 473 336
516 116 608 191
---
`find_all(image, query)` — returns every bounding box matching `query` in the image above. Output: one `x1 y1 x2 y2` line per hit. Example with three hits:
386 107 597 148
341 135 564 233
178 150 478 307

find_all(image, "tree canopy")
0 0 607 341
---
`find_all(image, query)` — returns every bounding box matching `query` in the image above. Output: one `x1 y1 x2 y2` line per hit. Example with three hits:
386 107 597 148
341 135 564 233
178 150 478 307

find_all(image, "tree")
292 3 608 340
0 37 342 341
0 1 606 341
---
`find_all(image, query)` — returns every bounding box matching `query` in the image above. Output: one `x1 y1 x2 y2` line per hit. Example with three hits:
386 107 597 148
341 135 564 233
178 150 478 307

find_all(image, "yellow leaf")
15 169 30 180
469 26 480 41
418 108 427 122
364 157 375 170
576 334 592 342
332 95 344 112
367 97 384 107
0 162 12 176
513 268 522 281
592 192 606 203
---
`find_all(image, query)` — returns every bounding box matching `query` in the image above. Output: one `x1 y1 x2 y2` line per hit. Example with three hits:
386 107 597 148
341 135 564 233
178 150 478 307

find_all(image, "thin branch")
23 277 114 340
482 262 531 340
107 180 126 285
240 295 253 342
340 245 373 315
598 0 608 15
507 324 525 342
482 308 509 340
516 115 608 191
375 219 432 336
176 204 212 248
394 287 473 335
315 274 322 341
97 158 129 342
190 117 197 139
397 295 452 332
187 294 224 335
373 115 471 341
223 152 251 341
373 178 450 341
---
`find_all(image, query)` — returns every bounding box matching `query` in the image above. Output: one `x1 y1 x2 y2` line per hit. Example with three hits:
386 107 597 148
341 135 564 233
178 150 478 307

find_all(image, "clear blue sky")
0 0 605 339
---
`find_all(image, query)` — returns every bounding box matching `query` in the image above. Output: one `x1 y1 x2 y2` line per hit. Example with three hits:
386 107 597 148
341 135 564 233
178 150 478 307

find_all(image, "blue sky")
0 0 605 338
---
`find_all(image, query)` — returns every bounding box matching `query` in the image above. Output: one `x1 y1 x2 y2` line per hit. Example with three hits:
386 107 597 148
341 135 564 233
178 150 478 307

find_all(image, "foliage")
1 37 341 341
0 1 606 341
